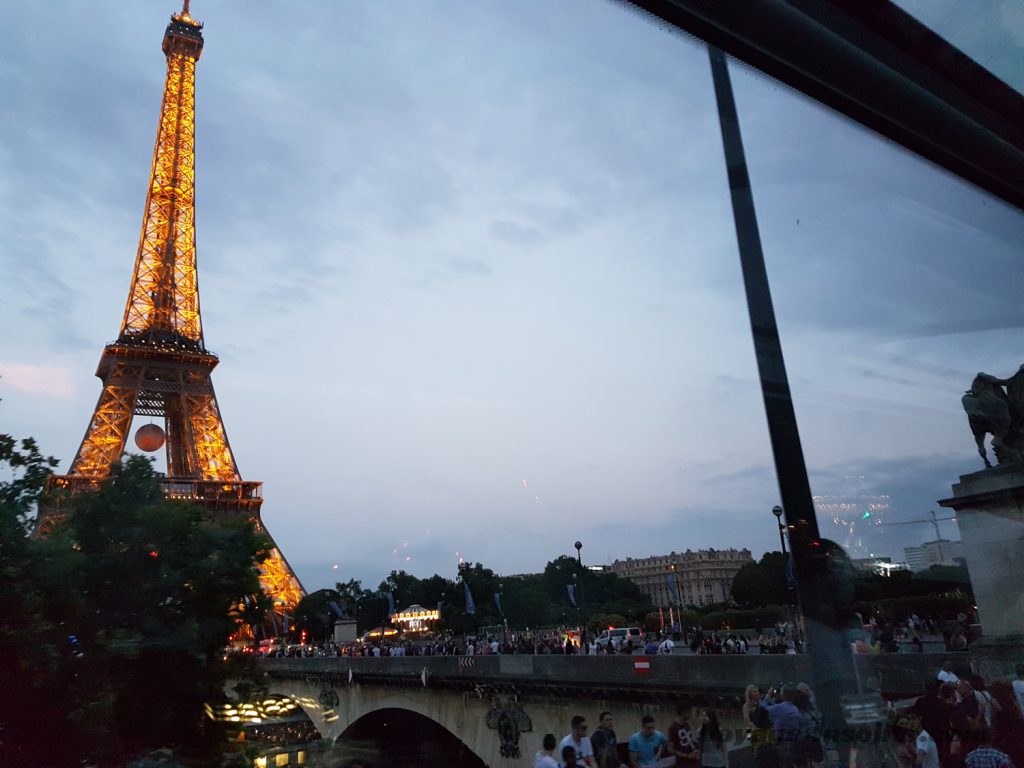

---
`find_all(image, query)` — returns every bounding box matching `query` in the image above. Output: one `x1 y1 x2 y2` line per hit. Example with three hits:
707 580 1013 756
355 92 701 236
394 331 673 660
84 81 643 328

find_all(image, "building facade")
903 539 964 573
610 548 753 608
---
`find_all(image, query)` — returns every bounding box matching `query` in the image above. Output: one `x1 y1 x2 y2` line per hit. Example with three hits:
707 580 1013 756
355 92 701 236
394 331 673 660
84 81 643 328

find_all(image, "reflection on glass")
893 0 1024 93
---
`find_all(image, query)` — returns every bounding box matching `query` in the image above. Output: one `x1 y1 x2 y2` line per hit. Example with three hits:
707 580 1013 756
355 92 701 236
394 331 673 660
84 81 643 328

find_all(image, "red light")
149 550 159 558
810 540 821 548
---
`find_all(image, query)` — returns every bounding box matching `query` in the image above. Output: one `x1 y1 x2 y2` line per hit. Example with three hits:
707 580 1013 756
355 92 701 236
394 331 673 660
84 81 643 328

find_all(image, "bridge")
252 653 944 766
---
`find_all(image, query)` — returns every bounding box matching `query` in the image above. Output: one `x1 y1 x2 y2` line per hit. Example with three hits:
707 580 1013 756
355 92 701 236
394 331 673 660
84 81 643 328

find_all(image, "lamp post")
772 505 788 556
670 563 681 640
574 541 587 650
498 582 508 644
773 505 801 648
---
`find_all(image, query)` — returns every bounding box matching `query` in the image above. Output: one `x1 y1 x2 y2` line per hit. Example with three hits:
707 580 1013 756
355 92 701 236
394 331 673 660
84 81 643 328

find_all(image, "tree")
294 588 345 643
335 577 370 629
379 569 427 609
0 432 65 766
730 551 788 608
1 449 268 767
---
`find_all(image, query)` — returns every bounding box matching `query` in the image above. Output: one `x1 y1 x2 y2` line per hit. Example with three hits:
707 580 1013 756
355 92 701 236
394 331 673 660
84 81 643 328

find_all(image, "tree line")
293 549 976 645
294 556 658 641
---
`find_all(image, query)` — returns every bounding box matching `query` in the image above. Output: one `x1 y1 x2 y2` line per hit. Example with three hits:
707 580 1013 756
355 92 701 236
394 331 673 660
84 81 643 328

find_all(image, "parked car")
595 627 642 650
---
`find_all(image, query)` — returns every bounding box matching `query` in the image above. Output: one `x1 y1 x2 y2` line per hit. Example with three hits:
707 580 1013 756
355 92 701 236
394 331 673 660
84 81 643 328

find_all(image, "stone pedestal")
939 465 1024 676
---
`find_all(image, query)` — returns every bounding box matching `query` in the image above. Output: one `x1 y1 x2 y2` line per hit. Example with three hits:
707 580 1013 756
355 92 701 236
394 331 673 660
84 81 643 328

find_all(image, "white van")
594 627 642 651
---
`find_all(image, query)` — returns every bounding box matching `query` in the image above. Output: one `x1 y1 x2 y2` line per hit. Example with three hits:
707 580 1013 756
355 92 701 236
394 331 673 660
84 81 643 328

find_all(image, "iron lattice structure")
42 3 304 613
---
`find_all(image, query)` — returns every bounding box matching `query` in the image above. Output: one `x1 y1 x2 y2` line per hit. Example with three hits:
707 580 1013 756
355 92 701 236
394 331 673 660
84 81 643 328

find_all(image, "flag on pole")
666 575 678 602
464 582 476 615
659 606 665 632
669 606 675 629
386 591 395 617
566 584 577 608
494 592 504 616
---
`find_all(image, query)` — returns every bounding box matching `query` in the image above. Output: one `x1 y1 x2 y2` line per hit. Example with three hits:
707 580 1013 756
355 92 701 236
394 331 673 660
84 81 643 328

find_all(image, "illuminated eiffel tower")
42 2 304 614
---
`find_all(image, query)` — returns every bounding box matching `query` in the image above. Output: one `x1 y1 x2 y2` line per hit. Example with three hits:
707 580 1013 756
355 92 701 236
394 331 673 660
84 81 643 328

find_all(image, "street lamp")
772 505 787 556
670 563 681 639
498 582 508 644
772 505 801 648
573 541 587 649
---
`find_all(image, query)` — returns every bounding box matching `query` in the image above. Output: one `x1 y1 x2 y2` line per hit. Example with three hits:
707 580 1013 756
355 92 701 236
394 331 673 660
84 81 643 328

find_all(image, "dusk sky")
2 1 1022 593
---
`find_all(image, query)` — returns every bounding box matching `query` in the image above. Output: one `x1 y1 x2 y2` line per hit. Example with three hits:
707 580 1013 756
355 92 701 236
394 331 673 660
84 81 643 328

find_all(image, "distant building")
903 539 964 573
851 556 909 576
610 548 752 608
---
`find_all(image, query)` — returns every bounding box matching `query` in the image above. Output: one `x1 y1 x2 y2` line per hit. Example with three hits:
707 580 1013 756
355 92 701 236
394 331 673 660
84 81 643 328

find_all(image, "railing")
47 475 261 501
161 479 262 501
260 653 940 701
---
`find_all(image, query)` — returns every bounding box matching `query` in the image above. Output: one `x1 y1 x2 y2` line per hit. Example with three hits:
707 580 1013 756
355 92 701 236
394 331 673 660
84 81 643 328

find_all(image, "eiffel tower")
42 2 304 614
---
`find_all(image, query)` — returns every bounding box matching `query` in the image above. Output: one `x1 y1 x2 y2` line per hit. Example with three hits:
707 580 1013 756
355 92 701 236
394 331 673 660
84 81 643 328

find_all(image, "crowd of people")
251 622 809 659
529 662 1024 768
891 661 1024 768
849 612 975 655
534 708 731 768
739 662 1024 767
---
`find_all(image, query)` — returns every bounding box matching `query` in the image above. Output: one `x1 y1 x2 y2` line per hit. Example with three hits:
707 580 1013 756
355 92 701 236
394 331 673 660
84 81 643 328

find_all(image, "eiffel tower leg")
68 384 138 478
254 520 305 614
178 389 304 612
184 392 240 482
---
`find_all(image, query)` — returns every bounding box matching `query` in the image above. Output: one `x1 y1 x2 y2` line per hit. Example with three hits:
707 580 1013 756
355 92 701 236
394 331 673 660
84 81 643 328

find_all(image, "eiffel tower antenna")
42 7 304 616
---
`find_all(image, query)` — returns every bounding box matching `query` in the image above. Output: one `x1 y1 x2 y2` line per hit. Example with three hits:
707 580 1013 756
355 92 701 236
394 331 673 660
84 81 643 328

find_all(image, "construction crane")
878 510 956 540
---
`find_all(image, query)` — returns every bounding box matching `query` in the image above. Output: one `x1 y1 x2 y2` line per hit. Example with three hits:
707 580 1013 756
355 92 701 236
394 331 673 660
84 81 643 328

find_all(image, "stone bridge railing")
261 651 943 705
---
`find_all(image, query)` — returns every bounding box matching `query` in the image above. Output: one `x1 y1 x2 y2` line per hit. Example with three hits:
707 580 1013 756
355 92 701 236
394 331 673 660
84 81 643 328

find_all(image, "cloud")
489 220 544 245
449 258 493 277
0 363 75 397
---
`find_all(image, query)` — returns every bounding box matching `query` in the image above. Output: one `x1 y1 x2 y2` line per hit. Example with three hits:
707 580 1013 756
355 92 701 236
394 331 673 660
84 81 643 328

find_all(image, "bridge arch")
259 677 510 764
336 706 487 767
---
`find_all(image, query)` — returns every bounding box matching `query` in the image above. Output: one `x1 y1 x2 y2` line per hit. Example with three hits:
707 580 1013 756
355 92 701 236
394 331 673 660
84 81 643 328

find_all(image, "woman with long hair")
697 708 728 767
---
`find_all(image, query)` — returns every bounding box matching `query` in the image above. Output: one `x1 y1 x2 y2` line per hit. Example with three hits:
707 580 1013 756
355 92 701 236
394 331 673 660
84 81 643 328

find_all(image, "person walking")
591 711 620 768
628 715 668 768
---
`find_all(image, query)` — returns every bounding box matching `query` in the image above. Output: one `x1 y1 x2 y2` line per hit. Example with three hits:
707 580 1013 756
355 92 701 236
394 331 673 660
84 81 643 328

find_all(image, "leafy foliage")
0 441 268 767
730 551 789 608
332 555 655 638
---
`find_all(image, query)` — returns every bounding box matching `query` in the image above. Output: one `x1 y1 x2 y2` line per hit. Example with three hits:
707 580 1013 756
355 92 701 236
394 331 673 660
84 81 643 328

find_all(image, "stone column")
939 465 1024 677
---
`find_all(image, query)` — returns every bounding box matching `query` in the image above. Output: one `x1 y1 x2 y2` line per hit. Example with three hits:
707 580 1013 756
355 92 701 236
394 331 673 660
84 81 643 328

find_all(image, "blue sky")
2 1 1022 591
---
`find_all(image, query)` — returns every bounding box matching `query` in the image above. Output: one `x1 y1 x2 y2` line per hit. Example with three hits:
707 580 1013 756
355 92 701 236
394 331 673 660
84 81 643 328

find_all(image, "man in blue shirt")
628 715 667 768
766 685 803 765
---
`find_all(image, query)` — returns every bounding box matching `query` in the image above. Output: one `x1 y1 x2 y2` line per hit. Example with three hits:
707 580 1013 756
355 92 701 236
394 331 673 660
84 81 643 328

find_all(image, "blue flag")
666 575 678 601
386 591 395 616
464 582 476 615
495 592 504 616
566 584 577 608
